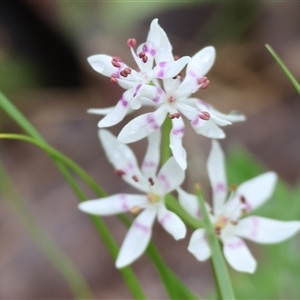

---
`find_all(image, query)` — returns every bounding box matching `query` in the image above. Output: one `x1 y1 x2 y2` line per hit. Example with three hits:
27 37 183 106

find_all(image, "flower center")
213 215 238 235
147 193 161 203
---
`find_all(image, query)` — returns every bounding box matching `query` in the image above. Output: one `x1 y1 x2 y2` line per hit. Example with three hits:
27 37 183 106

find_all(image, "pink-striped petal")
78 194 147 215
141 130 161 178
232 216 300 244
223 235 256 273
99 130 148 192
157 204 186 239
98 90 133 127
116 206 157 268
153 56 191 79
169 117 187 170
207 140 227 216
188 229 211 261
178 47 215 96
156 157 185 194
118 105 167 144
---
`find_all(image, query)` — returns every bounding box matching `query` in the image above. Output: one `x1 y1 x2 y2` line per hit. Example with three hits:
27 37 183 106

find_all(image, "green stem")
161 117 172 164
0 160 93 300
266 44 300 94
195 184 235 300
0 91 146 300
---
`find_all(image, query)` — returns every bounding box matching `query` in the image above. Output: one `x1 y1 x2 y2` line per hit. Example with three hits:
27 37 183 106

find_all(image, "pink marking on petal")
133 83 142 97
215 182 226 193
227 240 244 249
146 114 160 130
157 174 170 191
150 49 156 56
192 117 200 126
197 99 209 109
157 87 163 95
244 201 252 212
159 62 167 67
250 217 259 238
189 70 197 77
120 98 128 108
134 221 150 233
158 212 171 226
120 194 129 211
172 127 185 136
142 161 157 168
157 69 164 78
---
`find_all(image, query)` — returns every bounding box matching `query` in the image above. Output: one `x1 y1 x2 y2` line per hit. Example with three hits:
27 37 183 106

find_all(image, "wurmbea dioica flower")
87 19 190 127
78 129 186 268
87 18 246 170
181 141 300 273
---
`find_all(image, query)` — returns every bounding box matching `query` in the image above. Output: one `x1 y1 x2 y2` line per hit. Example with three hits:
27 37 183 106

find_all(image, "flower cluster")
79 19 300 272
88 18 245 170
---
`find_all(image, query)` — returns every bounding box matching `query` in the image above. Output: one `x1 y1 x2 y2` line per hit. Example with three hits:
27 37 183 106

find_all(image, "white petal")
207 140 227 215
196 100 246 124
118 105 167 143
177 187 201 219
188 229 211 261
88 54 117 77
147 19 172 53
187 46 215 78
153 56 191 79
232 216 300 244
130 85 165 110
157 204 186 239
141 130 161 178
236 172 278 212
178 102 225 139
98 90 132 127
156 157 185 194
169 117 187 170
223 235 257 273
116 206 157 268
78 194 147 215
99 130 148 192
87 107 113 115
178 47 215 95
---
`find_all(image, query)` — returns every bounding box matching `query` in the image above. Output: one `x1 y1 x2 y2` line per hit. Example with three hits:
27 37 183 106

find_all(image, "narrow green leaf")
195 184 235 300
266 44 300 94
161 117 172 164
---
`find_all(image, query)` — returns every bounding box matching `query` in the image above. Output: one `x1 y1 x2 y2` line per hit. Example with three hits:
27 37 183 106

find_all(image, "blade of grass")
195 184 235 300
266 44 300 94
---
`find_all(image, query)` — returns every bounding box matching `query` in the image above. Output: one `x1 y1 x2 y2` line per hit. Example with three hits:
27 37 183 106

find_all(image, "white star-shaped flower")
87 19 190 128
178 140 300 273
118 47 245 170
78 129 186 268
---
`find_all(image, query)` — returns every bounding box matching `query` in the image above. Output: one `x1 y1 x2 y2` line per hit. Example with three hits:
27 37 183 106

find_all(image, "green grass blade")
266 44 300 94
195 184 235 300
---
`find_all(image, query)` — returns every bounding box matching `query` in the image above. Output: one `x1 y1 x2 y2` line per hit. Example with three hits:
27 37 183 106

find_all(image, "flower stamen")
148 177 155 186
198 76 210 90
127 38 137 48
115 169 125 177
132 175 139 182
199 111 210 120
169 112 181 119
130 205 142 214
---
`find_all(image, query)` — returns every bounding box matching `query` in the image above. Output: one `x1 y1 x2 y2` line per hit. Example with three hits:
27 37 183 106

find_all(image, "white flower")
87 19 190 128
118 46 245 170
180 140 300 273
78 129 186 268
